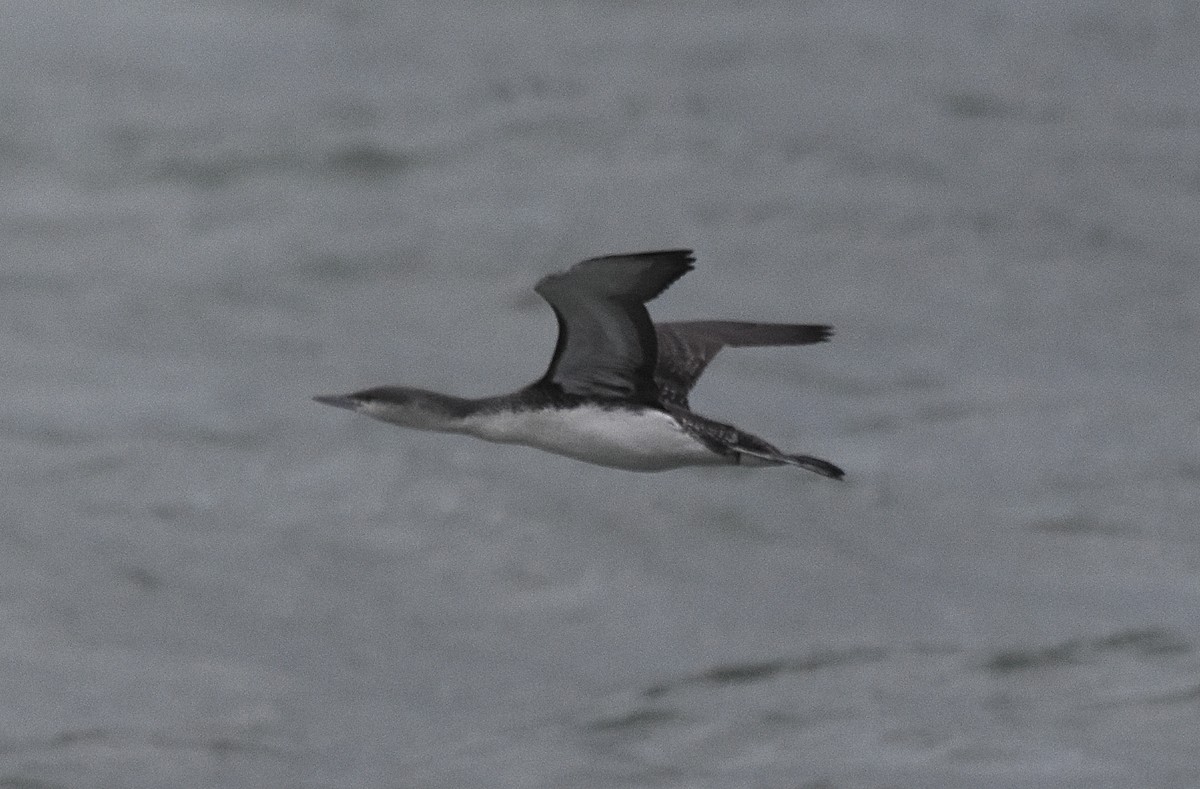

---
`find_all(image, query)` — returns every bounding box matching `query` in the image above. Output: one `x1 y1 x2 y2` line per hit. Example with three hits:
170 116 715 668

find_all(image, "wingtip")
594 248 696 281
591 247 694 261
541 249 698 303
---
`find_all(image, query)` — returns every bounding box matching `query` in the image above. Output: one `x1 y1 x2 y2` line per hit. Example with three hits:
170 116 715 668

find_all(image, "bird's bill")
312 394 359 411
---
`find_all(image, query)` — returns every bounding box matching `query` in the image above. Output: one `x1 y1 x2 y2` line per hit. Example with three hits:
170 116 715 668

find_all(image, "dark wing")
534 250 695 399
654 321 832 406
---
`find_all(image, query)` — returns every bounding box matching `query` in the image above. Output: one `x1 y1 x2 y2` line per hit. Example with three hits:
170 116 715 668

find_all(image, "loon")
314 250 843 478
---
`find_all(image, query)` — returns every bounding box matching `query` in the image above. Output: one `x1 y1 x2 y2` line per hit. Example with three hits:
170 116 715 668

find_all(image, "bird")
314 250 843 478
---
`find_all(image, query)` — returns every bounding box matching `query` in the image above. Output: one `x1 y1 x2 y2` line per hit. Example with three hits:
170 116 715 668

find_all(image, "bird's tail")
735 444 845 479
783 454 845 480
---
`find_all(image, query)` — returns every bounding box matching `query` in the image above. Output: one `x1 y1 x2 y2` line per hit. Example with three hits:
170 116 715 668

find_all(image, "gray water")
3 1 1199 787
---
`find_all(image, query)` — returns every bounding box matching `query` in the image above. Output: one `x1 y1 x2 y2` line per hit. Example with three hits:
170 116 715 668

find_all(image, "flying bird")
315 250 843 478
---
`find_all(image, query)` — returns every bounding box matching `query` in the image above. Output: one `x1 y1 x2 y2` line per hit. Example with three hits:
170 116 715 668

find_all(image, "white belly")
462 406 727 471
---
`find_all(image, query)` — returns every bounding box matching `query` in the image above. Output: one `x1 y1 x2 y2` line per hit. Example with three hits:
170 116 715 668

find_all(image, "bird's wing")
534 250 695 399
653 321 832 407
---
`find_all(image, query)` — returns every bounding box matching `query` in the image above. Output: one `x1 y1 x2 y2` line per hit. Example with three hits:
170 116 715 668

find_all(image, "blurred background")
2 1 1198 787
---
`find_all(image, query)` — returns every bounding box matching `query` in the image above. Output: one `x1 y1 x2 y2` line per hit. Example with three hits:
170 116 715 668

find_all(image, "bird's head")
313 386 470 431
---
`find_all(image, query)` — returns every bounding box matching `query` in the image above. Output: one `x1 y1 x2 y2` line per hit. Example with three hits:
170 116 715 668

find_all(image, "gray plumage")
653 320 832 407
535 249 695 401
315 249 843 478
